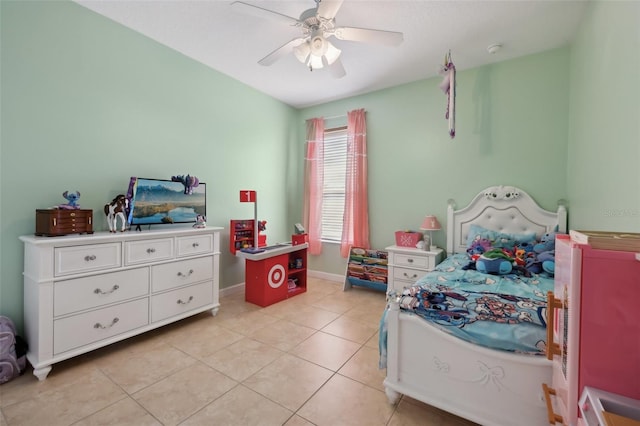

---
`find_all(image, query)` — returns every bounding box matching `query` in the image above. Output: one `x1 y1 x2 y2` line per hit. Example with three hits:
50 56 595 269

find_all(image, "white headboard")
446 185 567 255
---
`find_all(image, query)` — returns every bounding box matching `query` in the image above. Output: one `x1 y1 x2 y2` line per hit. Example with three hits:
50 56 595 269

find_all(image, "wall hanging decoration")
439 50 456 139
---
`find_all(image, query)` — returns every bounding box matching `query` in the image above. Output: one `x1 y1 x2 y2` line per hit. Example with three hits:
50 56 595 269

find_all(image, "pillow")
466 224 537 249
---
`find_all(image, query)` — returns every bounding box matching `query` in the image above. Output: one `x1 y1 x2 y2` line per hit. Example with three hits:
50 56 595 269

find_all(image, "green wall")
567 0 640 231
1 1 297 331
298 48 571 275
2 0 637 334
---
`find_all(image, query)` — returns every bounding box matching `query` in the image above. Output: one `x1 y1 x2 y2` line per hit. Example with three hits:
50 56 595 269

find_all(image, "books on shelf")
570 230 640 252
344 247 388 292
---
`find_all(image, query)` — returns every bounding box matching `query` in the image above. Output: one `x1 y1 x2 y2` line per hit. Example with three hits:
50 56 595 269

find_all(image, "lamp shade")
293 32 341 71
420 215 441 231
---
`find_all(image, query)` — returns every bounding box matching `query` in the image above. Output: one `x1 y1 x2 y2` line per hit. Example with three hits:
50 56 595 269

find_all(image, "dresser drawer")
125 238 174 265
392 266 425 283
54 243 122 277
177 234 213 257
151 256 213 292
54 268 149 316
151 281 213 323
53 298 149 354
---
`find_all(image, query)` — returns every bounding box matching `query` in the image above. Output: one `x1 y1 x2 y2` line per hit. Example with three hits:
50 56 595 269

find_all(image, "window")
321 127 347 242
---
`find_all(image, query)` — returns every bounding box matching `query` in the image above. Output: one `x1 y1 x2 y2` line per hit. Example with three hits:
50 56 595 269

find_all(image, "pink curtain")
303 118 324 255
341 109 370 257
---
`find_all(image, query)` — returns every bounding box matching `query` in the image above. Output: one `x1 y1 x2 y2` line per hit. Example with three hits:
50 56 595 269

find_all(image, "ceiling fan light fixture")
295 37 341 71
324 41 341 65
293 42 311 63
309 31 328 56
234 0 405 78
307 53 324 70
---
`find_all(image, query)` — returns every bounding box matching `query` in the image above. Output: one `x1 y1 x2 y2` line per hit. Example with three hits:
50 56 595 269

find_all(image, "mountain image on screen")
128 178 206 225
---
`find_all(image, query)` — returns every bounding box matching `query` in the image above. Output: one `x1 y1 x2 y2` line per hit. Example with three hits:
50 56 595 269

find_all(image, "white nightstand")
385 245 445 292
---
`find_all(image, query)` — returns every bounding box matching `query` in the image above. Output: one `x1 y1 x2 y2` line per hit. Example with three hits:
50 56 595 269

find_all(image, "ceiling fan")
231 0 403 78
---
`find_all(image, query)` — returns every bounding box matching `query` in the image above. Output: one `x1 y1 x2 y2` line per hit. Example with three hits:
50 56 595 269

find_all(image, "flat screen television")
126 177 206 227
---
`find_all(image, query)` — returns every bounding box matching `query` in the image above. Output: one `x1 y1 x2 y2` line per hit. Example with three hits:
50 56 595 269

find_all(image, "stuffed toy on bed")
475 248 514 275
533 232 557 276
466 238 491 261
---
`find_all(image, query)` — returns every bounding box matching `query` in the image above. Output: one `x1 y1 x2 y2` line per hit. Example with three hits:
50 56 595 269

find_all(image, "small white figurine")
193 215 206 228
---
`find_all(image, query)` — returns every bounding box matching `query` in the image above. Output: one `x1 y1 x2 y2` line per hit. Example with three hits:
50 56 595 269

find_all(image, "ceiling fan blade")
317 0 344 20
231 1 300 26
333 27 403 46
258 37 306 66
324 56 346 79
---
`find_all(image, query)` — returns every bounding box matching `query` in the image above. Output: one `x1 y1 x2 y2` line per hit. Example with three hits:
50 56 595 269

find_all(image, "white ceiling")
74 0 588 109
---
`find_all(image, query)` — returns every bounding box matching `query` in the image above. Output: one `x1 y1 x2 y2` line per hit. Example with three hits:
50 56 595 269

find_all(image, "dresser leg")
385 386 400 405
210 306 219 316
33 365 52 381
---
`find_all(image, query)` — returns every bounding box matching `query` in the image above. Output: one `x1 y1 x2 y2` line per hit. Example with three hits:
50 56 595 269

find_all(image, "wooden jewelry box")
35 209 94 237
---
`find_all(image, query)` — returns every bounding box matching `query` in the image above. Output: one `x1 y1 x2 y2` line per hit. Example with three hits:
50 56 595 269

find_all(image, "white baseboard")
219 282 245 297
308 269 344 283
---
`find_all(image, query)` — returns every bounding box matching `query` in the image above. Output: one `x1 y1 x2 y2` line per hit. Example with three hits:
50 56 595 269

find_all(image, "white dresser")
385 245 444 292
20 226 222 380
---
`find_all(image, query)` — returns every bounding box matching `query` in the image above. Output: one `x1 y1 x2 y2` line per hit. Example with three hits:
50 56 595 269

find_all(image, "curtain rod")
306 110 366 122
324 110 366 120
323 114 346 120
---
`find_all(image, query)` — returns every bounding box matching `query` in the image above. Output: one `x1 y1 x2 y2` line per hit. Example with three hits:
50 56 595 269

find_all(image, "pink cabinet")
544 234 640 425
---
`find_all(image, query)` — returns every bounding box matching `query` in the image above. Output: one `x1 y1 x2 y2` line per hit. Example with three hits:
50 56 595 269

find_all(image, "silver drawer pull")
94 284 120 295
146 248 156 254
407 258 414 263
192 242 199 248
177 269 194 278
84 255 97 262
177 296 194 305
403 273 418 279
94 317 119 329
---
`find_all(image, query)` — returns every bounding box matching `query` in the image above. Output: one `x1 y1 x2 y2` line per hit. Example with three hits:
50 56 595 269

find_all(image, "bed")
381 185 567 426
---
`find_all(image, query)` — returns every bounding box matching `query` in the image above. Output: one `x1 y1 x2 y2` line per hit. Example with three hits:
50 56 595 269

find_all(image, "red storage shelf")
230 219 266 254
243 246 307 307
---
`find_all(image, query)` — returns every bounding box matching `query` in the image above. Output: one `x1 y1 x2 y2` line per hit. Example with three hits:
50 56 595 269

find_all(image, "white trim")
219 282 244 297
308 269 344 283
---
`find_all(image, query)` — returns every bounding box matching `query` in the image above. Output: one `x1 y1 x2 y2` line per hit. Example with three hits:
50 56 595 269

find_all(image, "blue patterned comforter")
392 253 553 355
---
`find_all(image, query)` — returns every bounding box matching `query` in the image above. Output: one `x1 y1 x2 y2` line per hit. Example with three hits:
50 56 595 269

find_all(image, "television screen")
127 177 206 226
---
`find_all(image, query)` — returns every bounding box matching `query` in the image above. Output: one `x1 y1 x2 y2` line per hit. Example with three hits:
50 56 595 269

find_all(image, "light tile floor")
0 277 477 426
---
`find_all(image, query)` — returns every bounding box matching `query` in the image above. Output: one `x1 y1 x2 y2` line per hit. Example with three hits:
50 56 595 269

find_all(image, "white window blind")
321 127 347 242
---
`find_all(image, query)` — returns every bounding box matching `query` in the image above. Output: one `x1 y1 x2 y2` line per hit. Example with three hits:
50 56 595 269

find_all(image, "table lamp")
420 215 441 251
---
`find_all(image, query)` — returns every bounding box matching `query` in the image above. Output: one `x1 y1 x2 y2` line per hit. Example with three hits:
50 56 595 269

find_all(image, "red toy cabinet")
237 244 307 307
230 219 266 254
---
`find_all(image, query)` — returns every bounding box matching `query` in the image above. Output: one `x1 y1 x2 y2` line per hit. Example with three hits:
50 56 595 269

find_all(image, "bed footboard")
384 299 552 426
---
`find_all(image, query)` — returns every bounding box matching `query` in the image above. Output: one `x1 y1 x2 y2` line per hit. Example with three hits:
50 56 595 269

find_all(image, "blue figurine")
59 191 81 209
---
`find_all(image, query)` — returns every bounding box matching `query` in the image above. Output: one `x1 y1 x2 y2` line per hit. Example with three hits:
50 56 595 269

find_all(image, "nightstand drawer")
385 246 444 292
395 254 429 269
393 267 425 283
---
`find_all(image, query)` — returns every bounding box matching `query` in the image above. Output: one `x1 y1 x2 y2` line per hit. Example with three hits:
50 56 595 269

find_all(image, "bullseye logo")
268 264 285 288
